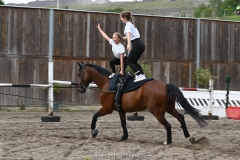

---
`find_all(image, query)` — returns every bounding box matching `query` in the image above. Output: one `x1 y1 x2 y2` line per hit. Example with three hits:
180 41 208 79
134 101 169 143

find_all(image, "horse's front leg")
91 111 100 138
118 111 128 141
91 107 112 138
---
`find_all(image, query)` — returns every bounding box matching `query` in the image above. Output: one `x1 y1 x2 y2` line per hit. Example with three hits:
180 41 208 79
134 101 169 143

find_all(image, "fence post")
48 9 54 116
208 76 214 116
225 75 231 109
57 0 59 8
196 18 201 88
202 76 219 120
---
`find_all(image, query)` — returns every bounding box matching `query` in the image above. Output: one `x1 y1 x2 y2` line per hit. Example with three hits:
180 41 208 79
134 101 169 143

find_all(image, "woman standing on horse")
120 11 146 82
96 23 127 78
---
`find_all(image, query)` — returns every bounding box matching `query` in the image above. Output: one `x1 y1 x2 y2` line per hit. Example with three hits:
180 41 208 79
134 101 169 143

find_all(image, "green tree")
222 0 240 16
0 0 4 5
209 0 224 17
193 3 208 18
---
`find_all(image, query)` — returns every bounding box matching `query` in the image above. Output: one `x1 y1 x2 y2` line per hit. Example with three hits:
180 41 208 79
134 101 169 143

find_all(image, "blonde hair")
120 11 136 27
113 32 123 42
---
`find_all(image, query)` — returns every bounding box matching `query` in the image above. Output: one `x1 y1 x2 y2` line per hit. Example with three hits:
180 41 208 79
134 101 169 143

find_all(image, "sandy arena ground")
0 110 239 160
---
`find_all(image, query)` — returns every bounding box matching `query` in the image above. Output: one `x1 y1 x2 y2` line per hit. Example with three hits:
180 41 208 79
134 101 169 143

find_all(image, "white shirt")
109 39 126 59
124 22 140 40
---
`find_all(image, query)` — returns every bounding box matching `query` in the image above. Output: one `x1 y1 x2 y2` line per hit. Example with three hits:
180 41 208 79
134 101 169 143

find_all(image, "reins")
67 116 103 159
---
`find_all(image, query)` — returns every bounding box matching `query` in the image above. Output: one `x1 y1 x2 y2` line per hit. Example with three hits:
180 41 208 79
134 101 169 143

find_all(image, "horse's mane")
85 64 111 76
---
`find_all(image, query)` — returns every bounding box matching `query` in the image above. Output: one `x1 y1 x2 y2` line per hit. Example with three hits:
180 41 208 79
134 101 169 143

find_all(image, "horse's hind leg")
166 100 191 139
152 112 172 145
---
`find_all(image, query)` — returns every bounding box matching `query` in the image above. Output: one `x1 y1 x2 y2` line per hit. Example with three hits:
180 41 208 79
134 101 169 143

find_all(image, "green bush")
106 7 124 13
194 3 208 18
19 104 26 110
202 8 214 17
194 68 218 88
180 12 186 17
43 81 66 93
126 63 152 78
52 83 66 93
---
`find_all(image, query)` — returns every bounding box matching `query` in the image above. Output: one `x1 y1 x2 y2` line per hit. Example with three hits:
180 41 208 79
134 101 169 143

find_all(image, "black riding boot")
114 73 134 111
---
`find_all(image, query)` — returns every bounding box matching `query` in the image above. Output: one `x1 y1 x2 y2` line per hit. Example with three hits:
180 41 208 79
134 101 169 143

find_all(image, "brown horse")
77 62 207 145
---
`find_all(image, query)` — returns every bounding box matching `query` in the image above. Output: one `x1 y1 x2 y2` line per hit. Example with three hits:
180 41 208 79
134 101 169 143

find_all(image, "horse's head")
77 61 91 94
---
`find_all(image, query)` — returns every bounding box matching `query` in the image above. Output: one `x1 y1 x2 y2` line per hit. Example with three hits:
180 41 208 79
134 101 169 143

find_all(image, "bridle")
78 63 88 93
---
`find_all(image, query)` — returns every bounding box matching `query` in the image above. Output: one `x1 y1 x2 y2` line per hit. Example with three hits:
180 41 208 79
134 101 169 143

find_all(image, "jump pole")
41 9 60 122
178 77 218 120
208 77 214 116
200 77 218 120
48 62 54 116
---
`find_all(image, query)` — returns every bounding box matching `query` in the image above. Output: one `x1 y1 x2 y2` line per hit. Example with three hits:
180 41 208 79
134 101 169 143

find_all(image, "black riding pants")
127 38 145 74
109 56 127 73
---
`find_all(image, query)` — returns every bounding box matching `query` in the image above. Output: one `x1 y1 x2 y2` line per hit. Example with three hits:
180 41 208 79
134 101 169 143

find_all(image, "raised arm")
96 23 110 42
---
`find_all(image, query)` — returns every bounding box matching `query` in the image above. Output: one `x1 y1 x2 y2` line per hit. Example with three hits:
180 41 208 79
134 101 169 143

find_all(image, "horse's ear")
81 61 84 65
77 62 81 68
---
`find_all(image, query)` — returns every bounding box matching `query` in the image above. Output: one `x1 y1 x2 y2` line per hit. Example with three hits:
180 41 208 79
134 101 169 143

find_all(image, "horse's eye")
77 74 80 77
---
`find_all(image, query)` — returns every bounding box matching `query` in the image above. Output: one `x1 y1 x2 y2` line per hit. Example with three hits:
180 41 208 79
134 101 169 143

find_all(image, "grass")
65 108 70 112
55 0 202 15
218 16 240 21
47 0 240 21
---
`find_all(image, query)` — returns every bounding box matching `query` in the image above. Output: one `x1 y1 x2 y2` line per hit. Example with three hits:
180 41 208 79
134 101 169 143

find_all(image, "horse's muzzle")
78 86 86 94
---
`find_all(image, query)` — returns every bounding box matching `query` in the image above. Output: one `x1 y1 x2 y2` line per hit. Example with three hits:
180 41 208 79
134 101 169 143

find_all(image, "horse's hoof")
118 135 128 141
189 137 195 144
91 129 99 138
163 141 172 145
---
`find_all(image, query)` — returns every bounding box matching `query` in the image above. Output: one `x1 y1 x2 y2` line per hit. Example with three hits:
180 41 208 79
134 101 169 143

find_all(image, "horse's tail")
166 83 207 128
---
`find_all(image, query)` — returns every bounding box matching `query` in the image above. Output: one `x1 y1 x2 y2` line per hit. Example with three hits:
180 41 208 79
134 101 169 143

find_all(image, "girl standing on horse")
120 11 146 82
96 23 127 78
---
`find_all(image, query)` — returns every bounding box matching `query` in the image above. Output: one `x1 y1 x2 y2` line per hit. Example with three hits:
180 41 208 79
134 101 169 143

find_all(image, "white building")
91 0 142 2
109 0 142 2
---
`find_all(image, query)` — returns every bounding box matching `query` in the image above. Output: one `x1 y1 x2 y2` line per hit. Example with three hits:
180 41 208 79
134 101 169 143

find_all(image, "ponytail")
129 16 136 28
120 11 137 28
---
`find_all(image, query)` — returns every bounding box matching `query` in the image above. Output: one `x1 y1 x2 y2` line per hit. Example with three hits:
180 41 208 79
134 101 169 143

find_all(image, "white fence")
180 90 240 117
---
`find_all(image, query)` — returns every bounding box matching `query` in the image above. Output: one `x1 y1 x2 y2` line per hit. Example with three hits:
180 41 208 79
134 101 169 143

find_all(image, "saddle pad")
108 74 153 93
123 78 153 93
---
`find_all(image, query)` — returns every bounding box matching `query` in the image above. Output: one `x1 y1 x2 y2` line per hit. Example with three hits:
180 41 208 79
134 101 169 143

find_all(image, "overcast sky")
3 0 34 4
